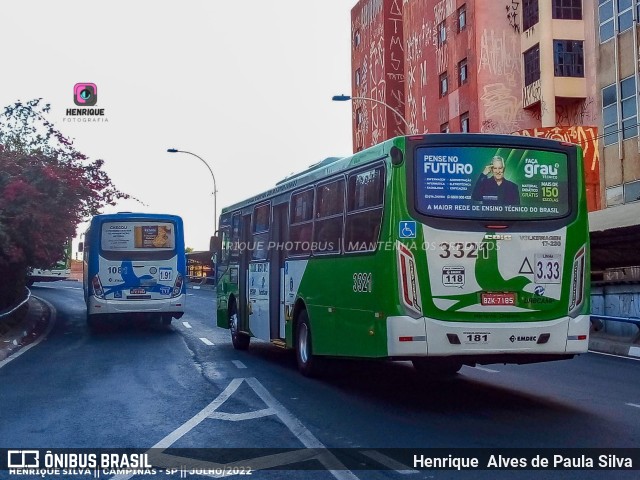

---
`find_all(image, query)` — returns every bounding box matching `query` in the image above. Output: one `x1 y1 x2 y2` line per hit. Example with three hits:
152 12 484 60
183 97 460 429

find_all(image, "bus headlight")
568 245 586 317
172 274 184 298
92 275 104 299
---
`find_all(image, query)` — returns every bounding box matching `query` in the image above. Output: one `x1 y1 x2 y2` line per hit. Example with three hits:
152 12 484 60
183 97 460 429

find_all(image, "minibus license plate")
481 292 516 306
130 288 146 295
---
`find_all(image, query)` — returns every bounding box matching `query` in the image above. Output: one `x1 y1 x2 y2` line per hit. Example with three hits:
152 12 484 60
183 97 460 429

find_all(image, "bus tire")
296 310 318 377
412 358 462 377
230 305 250 350
87 314 99 331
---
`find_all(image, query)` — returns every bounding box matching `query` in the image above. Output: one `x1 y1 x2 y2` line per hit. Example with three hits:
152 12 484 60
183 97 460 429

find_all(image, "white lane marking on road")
0 296 56 370
361 450 418 474
474 366 499 373
182 322 192 329
589 350 640 362
109 377 359 480
199 337 214 346
626 403 640 409
232 360 247 369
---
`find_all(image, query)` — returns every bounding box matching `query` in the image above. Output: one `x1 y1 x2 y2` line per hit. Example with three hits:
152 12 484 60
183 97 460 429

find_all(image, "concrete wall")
592 284 640 337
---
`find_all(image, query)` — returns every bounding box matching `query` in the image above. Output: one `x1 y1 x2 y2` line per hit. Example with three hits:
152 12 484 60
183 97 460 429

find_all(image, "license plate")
481 292 516 306
130 288 146 295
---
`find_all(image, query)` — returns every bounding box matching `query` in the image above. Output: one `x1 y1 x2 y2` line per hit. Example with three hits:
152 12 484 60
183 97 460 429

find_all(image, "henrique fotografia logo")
65 82 108 123
74 82 97 106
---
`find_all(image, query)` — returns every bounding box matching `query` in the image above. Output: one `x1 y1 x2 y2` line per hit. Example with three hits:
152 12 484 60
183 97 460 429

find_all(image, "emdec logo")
74 83 97 106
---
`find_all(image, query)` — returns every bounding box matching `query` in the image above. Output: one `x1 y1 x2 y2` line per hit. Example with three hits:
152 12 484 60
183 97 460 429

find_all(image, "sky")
2 0 355 252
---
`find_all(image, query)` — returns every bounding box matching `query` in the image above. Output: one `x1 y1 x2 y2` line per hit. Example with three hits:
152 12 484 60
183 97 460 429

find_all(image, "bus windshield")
415 145 570 220
100 221 177 260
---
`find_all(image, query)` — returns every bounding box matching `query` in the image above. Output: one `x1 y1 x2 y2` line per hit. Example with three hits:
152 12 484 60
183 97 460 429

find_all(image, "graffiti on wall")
513 126 601 210
480 83 523 133
505 0 520 34
478 28 519 78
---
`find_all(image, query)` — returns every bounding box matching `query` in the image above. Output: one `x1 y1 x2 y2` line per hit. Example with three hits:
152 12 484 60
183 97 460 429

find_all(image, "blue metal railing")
0 287 31 321
591 314 640 327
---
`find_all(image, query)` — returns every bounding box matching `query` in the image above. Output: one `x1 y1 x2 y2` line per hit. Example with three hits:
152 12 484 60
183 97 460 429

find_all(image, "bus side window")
252 203 271 260
289 189 314 256
345 165 385 252
314 178 344 254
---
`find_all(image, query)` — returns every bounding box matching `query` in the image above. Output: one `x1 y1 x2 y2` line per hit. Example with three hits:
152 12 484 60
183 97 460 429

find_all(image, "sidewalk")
0 297 50 363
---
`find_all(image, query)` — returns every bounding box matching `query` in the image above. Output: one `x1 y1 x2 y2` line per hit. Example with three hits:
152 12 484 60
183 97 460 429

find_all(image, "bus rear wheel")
296 310 318 377
412 358 462 377
230 306 250 350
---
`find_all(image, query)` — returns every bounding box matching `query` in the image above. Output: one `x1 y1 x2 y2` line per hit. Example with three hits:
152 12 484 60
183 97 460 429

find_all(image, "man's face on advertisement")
492 160 504 181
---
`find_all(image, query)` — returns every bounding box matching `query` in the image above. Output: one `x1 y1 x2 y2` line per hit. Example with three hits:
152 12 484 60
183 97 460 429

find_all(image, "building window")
524 44 540 86
355 68 361 87
458 58 468 86
617 0 634 32
599 0 635 42
602 75 638 147
553 40 584 77
523 0 539 31
354 29 361 47
439 72 448 97
620 75 638 140
460 112 469 133
602 83 618 146
552 0 582 19
599 0 614 42
440 122 449 133
457 5 466 32
438 21 447 46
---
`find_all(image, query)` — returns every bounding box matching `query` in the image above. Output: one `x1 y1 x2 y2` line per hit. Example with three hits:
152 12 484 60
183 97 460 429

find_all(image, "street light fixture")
332 94 412 134
166 148 218 234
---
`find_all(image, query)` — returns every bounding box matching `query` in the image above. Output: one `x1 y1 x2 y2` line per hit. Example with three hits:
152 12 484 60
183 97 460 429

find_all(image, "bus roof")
221 138 394 214
89 212 184 224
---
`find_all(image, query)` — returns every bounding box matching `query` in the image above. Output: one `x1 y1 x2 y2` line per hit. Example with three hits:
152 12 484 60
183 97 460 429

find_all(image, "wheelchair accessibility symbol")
399 221 417 238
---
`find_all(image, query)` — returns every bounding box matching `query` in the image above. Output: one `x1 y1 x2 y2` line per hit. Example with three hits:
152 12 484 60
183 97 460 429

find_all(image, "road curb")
0 297 50 363
589 332 640 358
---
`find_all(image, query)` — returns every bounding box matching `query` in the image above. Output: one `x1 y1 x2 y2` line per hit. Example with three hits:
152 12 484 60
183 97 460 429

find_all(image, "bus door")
238 214 252 332
270 204 288 340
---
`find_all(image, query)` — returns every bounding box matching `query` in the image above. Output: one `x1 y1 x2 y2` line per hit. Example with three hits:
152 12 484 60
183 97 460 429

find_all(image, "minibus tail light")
172 274 184 297
568 246 586 317
92 275 104 299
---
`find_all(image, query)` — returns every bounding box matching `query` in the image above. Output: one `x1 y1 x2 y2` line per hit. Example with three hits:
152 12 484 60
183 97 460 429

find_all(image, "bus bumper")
88 294 186 318
386 315 590 357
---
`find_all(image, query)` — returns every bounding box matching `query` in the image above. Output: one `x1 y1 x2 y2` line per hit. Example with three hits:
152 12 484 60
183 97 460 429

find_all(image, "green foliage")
0 99 129 308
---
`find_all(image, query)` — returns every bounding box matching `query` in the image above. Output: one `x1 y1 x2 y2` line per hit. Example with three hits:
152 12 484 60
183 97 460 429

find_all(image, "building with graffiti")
349 0 601 210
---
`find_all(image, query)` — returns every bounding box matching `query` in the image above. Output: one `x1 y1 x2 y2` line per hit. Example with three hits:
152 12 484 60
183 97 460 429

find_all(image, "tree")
0 99 129 308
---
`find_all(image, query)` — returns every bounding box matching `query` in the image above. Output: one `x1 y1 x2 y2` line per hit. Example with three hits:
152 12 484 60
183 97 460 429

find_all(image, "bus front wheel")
230 306 250 350
296 310 318 377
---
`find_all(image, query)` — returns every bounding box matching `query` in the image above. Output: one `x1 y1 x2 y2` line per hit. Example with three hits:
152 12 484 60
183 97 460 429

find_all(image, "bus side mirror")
78 242 84 253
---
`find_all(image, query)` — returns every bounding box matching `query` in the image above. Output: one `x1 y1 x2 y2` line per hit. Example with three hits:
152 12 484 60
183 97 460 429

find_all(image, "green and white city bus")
214 134 589 376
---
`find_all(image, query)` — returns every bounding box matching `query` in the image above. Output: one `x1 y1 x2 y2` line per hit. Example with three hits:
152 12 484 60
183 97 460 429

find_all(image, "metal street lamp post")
166 148 218 234
332 94 412 134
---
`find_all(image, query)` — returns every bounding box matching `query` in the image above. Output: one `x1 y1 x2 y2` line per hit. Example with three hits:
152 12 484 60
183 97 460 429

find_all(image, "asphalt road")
0 281 638 480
